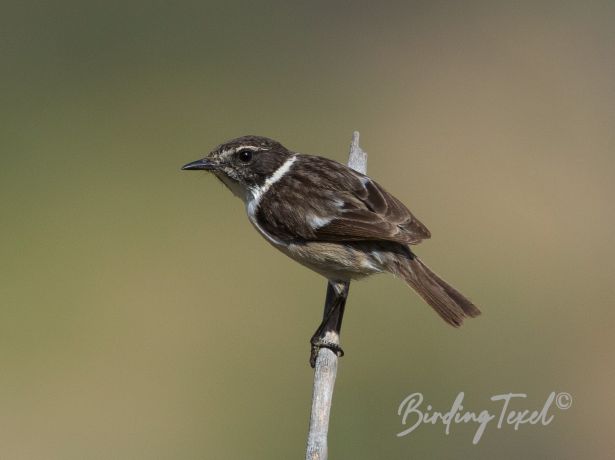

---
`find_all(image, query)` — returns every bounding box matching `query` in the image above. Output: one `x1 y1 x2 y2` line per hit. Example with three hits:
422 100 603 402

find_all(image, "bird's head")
181 135 293 200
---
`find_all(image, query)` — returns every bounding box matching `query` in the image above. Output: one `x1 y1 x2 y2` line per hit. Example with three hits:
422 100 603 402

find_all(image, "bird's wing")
255 155 431 245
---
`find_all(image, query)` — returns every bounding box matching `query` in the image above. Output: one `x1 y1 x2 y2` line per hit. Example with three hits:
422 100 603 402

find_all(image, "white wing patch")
307 214 333 229
332 198 345 209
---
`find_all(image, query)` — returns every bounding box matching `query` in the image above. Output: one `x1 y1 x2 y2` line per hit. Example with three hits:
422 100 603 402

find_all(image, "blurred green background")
1 1 614 458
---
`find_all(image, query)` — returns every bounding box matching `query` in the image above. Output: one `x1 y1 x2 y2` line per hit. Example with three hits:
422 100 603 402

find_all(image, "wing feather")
314 180 430 245
255 155 431 245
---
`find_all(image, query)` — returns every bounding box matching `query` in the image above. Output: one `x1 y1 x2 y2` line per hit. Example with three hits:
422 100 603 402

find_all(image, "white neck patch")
247 155 296 215
246 154 296 245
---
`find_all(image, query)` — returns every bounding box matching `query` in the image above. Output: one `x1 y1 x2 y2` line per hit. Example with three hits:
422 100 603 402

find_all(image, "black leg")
310 280 350 368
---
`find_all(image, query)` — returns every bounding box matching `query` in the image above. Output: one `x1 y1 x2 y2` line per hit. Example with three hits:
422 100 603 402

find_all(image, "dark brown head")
181 135 293 199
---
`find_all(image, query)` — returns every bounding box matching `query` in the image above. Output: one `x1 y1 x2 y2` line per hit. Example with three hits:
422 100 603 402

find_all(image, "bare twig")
305 131 367 460
347 131 368 175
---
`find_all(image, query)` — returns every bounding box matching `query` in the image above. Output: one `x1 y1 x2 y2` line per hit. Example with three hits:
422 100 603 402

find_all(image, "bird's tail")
396 255 481 327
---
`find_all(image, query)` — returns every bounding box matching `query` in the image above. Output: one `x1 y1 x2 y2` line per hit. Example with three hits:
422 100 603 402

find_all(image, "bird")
182 135 480 363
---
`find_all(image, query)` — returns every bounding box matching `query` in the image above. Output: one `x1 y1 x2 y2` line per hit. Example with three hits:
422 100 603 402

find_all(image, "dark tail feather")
398 256 481 327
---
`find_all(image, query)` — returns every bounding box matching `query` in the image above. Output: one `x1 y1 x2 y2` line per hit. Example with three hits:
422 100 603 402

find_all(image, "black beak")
181 158 218 171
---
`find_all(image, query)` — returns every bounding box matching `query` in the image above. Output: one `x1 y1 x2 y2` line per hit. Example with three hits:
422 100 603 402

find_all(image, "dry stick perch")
305 131 367 460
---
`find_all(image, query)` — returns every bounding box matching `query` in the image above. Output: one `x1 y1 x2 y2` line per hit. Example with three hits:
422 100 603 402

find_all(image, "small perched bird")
182 135 480 362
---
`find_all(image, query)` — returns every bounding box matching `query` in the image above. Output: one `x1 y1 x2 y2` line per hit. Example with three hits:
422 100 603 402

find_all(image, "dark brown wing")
314 177 431 244
255 155 431 245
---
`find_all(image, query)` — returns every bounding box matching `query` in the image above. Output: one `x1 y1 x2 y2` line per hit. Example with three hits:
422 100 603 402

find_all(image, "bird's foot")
309 337 344 368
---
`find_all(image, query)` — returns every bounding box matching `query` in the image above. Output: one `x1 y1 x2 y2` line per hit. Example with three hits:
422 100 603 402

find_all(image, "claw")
310 338 345 368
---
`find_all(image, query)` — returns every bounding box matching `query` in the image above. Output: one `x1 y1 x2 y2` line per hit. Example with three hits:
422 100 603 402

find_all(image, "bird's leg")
309 280 350 368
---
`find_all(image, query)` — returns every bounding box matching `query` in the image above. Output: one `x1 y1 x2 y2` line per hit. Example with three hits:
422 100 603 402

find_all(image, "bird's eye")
237 150 253 163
